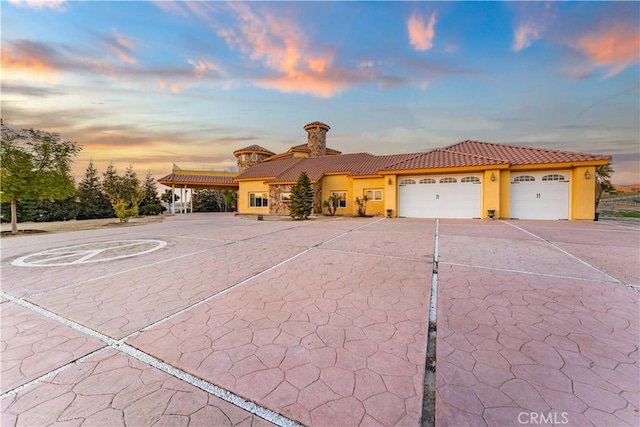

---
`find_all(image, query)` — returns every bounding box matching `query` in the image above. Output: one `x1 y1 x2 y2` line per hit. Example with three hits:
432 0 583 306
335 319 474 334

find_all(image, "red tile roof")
288 144 342 155
442 140 611 165
235 157 304 180
266 153 376 183
380 149 507 171
233 140 611 182
158 174 237 186
350 153 430 176
233 145 276 156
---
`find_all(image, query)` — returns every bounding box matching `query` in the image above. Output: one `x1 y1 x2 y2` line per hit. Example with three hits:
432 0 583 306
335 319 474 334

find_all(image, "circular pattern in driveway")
11 240 167 267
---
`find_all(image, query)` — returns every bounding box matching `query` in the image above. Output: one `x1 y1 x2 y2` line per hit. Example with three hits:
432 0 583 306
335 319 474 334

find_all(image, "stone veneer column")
304 121 330 158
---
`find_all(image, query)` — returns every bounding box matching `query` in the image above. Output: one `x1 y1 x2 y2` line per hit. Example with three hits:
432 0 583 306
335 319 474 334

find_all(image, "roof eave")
509 159 611 170
350 174 385 179
380 164 509 174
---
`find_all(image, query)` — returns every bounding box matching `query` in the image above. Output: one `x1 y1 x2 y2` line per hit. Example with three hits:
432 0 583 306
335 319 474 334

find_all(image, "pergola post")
171 184 175 214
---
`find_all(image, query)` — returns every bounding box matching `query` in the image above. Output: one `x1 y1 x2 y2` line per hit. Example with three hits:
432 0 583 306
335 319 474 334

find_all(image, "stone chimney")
304 121 330 157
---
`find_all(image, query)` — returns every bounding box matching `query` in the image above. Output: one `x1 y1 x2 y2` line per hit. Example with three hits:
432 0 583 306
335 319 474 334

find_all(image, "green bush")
139 203 164 216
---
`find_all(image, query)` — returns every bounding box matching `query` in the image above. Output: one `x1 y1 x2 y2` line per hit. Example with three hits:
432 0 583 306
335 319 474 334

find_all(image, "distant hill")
613 184 640 194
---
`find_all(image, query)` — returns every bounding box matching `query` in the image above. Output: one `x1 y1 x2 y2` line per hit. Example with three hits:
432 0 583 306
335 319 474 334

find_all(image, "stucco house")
159 121 611 220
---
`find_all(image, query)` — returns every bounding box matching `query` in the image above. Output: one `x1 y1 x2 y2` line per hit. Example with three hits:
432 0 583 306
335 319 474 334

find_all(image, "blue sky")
2 0 639 184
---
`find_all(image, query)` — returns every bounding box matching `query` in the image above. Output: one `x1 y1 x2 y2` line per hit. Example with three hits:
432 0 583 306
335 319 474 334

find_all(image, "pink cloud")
188 59 222 78
510 2 555 52
574 23 639 78
511 23 540 52
408 11 437 51
108 29 137 64
215 2 356 98
1 42 58 82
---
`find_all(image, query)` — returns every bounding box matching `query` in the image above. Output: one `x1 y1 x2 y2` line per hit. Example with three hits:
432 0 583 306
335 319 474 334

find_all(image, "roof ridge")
451 139 597 156
439 147 508 163
377 150 434 171
272 157 306 180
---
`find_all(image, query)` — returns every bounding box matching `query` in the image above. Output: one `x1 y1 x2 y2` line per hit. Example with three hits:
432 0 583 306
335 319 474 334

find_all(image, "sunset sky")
2 0 639 186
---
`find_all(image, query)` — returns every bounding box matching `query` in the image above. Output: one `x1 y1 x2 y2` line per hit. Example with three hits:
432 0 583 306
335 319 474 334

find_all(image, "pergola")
157 166 239 214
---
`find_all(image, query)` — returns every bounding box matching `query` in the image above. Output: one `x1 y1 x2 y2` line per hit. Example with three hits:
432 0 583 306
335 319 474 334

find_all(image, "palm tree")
595 164 615 210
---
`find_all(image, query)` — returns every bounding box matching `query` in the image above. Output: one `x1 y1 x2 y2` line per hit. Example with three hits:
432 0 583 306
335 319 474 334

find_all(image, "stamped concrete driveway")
1 214 638 427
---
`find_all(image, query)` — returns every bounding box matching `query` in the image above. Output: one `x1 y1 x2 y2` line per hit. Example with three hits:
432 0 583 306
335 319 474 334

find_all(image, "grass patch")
615 211 640 218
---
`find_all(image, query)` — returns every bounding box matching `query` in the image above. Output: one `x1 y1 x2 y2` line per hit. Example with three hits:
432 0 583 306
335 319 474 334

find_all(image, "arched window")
251 153 258 161
399 179 416 186
513 175 535 182
542 174 566 181
461 176 480 183
439 177 457 183
419 178 436 184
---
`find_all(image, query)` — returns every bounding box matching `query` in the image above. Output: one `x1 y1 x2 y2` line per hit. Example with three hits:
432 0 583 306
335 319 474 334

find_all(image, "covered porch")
158 165 239 214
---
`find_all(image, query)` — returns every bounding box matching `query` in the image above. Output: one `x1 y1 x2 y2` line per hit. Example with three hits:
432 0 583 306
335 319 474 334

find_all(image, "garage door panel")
399 174 481 218
510 172 569 220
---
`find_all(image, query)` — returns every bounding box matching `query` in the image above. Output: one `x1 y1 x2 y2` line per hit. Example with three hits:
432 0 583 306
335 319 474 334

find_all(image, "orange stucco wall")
236 163 605 220
571 166 596 220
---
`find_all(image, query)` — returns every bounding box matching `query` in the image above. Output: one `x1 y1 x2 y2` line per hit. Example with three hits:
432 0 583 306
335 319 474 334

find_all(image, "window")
461 176 480 183
364 189 383 201
330 191 347 208
513 175 535 182
251 153 258 161
280 192 292 202
542 174 566 182
419 178 436 184
399 179 416 186
439 177 457 183
249 192 268 207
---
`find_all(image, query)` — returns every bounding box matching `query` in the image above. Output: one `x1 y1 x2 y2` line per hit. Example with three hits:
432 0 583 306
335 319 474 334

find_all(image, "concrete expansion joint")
625 283 640 293
0 291 118 346
0 347 109 400
116 342 303 427
320 247 424 261
0 291 302 427
422 218 439 427
439 261 615 283
501 220 624 285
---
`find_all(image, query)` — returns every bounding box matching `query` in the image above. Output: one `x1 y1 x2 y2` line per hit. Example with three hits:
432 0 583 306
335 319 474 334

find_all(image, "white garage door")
510 172 570 220
399 174 482 218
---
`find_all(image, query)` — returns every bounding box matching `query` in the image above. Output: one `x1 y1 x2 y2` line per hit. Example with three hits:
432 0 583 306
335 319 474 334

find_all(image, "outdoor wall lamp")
388 178 393 185
490 173 496 182
584 170 591 179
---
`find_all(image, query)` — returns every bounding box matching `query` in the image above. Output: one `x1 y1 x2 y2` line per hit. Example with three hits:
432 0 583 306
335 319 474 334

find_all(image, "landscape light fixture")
585 170 591 179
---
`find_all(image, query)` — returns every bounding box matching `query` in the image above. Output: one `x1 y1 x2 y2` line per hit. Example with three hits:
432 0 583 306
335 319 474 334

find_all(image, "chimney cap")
233 145 275 157
304 121 330 132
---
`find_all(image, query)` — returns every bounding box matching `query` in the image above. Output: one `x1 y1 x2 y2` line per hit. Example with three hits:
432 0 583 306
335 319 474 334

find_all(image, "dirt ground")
0 215 166 236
